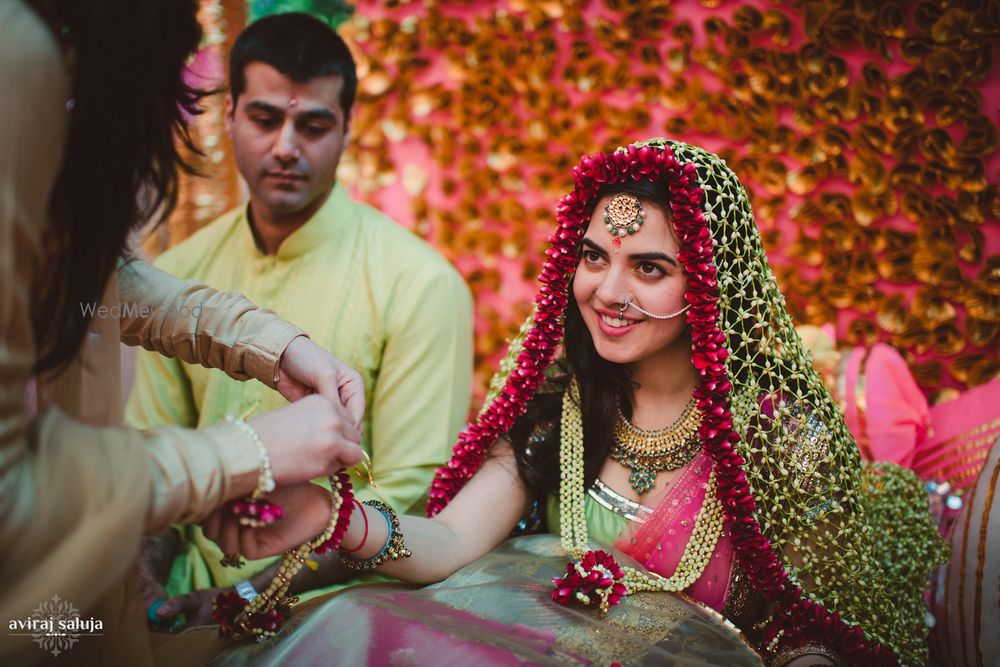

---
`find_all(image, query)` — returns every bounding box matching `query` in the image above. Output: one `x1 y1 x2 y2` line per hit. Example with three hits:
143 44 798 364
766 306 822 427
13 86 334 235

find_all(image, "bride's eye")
637 262 664 277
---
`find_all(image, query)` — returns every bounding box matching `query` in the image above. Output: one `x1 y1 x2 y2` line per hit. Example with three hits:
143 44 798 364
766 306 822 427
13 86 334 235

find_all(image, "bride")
207 139 945 667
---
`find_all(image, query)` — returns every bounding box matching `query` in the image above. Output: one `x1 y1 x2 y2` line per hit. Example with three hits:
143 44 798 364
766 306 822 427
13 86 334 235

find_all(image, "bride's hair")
506 178 675 518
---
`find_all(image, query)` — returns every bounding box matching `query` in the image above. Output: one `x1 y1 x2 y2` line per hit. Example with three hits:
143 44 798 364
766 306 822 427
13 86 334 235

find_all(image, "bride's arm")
206 440 531 585
363 441 529 583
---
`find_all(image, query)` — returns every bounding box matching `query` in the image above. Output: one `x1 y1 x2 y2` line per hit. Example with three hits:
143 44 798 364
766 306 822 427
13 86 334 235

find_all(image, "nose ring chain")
619 297 690 321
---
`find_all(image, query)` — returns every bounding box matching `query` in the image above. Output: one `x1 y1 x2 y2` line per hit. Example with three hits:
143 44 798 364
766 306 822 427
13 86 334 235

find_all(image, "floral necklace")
553 379 723 614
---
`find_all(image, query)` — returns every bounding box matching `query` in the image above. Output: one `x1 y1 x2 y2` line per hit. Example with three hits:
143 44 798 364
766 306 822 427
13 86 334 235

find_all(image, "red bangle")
339 499 368 554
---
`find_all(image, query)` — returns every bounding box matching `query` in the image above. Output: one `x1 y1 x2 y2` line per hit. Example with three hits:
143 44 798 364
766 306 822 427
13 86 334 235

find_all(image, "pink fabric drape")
914 377 1000 491
841 343 931 469
614 452 734 611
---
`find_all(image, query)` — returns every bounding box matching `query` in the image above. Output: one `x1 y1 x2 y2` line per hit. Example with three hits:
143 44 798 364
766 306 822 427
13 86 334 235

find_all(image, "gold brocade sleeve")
118 258 305 390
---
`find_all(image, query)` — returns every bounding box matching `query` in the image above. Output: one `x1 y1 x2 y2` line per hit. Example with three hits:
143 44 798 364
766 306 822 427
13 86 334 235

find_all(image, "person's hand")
151 587 221 630
249 394 364 485
136 533 180 631
276 336 365 427
202 483 333 560
136 557 168 618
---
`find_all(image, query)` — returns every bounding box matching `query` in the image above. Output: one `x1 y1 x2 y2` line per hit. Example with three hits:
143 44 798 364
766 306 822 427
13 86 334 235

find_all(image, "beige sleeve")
118 258 305 389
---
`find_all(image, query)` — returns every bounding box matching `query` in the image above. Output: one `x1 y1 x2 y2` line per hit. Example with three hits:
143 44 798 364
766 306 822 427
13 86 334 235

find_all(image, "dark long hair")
508 179 676 510
31 0 207 374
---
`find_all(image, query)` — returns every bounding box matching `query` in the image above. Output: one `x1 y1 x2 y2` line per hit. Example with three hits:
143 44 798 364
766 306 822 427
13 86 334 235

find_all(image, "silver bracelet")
227 416 275 499
234 579 259 603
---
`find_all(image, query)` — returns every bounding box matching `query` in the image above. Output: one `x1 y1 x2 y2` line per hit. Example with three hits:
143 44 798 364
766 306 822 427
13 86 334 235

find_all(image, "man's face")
226 62 348 221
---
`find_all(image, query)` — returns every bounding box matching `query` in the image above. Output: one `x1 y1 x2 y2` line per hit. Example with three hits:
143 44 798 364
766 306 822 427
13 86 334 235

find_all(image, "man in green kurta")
126 13 473 625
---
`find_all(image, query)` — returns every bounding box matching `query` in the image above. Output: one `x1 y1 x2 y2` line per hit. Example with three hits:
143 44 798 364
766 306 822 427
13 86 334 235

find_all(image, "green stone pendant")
628 467 656 495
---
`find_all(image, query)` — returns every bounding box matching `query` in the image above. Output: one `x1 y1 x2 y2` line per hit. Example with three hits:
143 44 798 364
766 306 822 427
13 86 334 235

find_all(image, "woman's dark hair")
32 0 206 375
229 12 357 119
508 179 676 513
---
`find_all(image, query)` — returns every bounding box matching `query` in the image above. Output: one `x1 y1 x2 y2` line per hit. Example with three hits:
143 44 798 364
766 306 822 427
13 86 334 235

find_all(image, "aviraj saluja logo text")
8 594 103 657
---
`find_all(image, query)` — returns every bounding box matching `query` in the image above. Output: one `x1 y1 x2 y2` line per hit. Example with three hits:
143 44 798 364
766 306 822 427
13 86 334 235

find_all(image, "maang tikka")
604 193 646 252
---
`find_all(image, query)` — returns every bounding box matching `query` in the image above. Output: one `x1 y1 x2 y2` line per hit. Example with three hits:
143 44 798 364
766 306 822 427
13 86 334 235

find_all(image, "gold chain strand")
613 397 700 454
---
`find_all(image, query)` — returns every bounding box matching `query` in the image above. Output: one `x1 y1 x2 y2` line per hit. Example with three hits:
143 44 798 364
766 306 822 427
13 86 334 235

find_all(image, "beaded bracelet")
340 499 412 571
213 472 354 640
227 416 275 499
224 416 284 528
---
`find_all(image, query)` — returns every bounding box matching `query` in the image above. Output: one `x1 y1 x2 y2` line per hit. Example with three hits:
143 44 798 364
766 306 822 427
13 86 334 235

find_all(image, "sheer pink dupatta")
613 451 735 611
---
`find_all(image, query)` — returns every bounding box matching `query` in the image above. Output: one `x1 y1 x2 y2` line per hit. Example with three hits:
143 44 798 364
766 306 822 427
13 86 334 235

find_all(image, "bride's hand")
202 483 334 560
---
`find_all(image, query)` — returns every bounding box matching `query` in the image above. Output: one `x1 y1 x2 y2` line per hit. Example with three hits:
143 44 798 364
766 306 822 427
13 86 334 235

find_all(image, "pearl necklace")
560 379 722 593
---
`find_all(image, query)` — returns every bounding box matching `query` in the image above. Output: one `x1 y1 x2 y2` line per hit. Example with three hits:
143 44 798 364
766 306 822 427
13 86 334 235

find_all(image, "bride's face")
572 195 690 367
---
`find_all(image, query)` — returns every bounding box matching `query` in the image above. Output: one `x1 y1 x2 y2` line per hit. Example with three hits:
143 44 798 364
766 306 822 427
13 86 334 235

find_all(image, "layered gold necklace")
610 397 702 495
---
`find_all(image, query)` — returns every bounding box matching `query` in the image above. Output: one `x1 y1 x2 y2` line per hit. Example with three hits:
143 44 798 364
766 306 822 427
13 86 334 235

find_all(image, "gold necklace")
560 380 723 597
611 398 702 495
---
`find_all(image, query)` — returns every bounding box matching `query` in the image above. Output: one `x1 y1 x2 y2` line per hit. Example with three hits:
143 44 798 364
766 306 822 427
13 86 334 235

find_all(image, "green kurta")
126 183 474 597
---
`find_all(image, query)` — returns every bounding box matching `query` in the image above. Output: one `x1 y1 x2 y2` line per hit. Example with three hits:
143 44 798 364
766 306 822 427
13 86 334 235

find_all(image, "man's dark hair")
229 13 357 118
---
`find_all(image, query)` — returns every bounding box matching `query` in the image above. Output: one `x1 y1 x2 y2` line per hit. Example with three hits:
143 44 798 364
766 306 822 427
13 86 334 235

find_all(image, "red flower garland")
314 474 355 555
427 143 895 665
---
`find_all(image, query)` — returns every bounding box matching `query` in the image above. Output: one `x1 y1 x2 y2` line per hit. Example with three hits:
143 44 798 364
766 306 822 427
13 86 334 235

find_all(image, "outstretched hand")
150 587 220 630
276 335 365 427
202 483 334 561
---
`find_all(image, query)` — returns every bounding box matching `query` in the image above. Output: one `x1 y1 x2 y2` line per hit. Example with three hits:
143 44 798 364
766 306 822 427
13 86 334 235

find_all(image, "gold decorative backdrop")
166 0 1000 404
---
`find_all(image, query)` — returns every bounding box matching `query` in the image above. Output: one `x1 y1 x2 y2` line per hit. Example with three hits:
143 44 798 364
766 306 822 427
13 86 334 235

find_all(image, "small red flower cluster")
552 549 627 613
245 608 288 636
211 590 250 636
213 588 291 639
225 497 285 527
426 142 893 664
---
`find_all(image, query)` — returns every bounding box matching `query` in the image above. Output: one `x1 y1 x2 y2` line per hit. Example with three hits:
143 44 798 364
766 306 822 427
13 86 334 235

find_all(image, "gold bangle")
340 500 411 571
